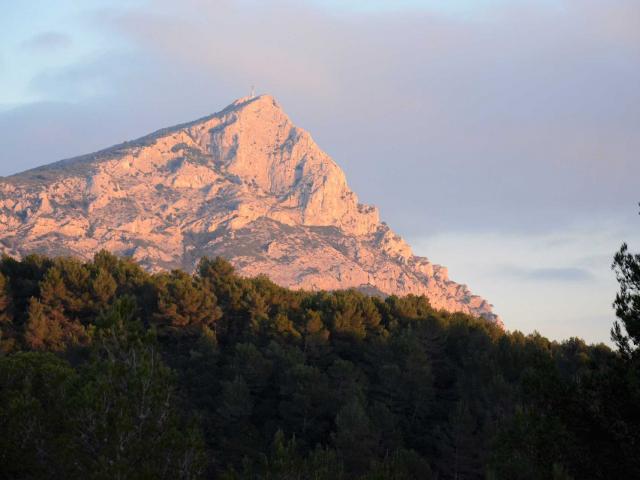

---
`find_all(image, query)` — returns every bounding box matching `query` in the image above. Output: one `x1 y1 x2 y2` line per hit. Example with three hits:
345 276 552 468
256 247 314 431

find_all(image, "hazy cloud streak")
21 32 73 52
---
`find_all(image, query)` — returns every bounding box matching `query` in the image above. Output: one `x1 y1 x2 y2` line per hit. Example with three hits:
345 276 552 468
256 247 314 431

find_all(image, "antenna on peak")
250 85 256 98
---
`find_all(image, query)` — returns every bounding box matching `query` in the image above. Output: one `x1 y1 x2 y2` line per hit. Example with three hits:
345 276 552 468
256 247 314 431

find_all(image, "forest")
0 248 639 479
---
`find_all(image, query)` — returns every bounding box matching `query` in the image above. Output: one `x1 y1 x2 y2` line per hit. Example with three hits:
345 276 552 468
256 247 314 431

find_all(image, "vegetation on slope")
0 249 638 479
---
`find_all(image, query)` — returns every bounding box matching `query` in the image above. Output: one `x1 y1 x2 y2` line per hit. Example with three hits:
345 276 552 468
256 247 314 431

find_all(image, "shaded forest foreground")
0 250 639 479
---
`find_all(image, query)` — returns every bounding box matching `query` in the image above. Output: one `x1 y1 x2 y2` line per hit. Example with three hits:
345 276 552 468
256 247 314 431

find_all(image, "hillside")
0 253 638 479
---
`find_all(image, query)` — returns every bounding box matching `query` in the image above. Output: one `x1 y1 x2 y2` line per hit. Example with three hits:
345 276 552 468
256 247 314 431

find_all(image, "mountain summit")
0 95 500 324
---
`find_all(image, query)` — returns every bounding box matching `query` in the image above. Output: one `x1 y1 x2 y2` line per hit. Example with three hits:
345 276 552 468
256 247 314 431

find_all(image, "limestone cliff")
0 95 500 324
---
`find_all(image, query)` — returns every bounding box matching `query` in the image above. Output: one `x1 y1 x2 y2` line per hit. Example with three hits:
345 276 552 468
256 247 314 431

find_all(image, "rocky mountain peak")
0 95 501 325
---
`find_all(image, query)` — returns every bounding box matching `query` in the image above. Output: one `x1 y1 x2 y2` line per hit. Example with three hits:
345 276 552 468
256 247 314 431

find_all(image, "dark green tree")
0 272 14 354
612 241 640 356
70 297 205 479
334 399 378 473
154 270 221 335
0 352 76 479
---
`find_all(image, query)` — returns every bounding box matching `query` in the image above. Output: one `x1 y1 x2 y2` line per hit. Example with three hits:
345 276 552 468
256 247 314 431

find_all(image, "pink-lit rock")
0 95 501 325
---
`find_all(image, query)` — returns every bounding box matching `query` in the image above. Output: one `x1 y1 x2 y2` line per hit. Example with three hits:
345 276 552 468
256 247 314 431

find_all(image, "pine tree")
92 268 117 305
612 241 640 356
155 270 221 334
0 273 14 354
334 399 378 473
71 297 206 479
24 297 63 350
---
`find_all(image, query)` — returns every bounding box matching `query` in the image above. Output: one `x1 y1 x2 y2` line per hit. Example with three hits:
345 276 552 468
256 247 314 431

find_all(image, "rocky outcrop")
0 95 501 324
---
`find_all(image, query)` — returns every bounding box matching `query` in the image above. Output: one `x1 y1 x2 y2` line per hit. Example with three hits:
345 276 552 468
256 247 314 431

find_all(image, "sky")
1 0 639 344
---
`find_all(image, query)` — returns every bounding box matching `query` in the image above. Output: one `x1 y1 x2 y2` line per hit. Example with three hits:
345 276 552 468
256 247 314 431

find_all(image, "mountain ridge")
0 94 501 325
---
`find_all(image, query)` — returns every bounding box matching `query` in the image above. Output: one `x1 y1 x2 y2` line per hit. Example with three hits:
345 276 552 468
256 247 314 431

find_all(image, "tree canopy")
0 250 637 479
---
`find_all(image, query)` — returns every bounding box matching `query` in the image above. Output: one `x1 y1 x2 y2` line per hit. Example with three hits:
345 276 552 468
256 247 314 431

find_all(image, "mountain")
0 95 500 324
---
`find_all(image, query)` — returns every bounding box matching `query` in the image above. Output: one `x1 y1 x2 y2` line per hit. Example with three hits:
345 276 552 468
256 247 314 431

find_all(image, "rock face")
0 95 500 324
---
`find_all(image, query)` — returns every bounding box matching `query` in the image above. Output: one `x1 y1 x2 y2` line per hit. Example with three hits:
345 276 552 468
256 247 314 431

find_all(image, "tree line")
0 248 638 479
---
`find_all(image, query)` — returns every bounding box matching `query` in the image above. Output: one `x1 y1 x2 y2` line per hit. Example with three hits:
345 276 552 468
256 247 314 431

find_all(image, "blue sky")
0 0 557 105
1 0 639 344
314 0 499 14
